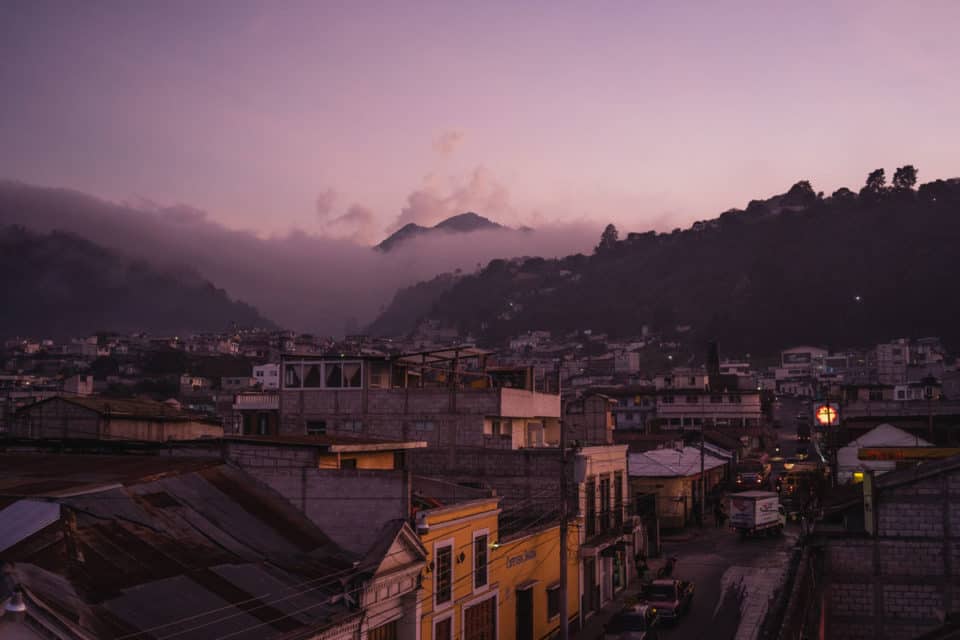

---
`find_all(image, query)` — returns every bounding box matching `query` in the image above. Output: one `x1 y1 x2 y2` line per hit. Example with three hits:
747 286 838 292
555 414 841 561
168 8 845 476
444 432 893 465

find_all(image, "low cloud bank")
0 181 597 335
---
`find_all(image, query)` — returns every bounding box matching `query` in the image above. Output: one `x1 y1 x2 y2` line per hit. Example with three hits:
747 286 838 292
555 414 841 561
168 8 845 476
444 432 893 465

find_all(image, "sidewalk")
574 556 671 640
573 524 732 639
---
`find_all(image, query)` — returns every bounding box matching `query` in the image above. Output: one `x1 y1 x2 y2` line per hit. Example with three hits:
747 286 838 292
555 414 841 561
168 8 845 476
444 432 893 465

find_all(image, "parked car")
602 603 660 639
640 579 694 624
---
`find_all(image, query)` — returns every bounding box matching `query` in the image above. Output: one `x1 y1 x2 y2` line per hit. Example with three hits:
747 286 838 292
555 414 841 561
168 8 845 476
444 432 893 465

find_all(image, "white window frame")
433 613 454 640
434 538 455 611
281 360 364 390
460 591 498 640
472 528 490 594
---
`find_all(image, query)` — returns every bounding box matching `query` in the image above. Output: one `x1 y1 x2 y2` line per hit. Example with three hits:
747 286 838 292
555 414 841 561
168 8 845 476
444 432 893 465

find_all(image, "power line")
162 516 567 640
107 492 565 640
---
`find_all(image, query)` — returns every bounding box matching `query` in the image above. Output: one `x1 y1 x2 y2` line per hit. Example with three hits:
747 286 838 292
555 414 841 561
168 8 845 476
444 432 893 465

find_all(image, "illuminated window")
853 472 864 483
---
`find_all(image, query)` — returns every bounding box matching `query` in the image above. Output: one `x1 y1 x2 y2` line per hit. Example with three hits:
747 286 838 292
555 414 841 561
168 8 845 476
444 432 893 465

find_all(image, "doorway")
516 587 533 640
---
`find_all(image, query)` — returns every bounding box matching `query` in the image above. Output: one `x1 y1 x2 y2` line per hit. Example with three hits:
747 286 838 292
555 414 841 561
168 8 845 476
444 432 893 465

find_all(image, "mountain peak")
434 212 500 232
376 212 511 251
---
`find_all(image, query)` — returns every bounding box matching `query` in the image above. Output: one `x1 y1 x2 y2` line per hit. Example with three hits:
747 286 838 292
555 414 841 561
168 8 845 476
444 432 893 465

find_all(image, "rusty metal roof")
0 454 222 499
3 459 360 640
0 499 60 553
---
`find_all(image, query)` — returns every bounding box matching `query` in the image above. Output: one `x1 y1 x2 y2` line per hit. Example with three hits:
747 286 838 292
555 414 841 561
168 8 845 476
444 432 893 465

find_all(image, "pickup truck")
640 579 694 624
728 491 786 536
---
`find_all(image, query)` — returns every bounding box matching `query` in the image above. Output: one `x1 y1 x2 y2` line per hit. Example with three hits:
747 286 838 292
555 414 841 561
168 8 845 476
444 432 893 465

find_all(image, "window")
414 420 435 432
599 476 611 531
341 419 363 433
435 544 453 605
306 420 326 435
284 363 301 388
369 620 398 640
688 376 696 386
325 363 343 388
303 363 322 387
464 596 496 640
474 533 488 589
485 418 510 437
585 477 597 537
614 471 624 527
729 394 741 403
340 458 357 470
710 395 723 404
686 395 698 404
434 618 452 640
547 584 560 619
869 390 883 401
662 395 674 404
343 362 362 387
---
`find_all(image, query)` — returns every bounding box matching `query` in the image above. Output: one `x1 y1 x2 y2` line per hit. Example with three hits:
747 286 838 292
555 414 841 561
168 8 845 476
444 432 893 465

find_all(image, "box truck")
728 491 785 536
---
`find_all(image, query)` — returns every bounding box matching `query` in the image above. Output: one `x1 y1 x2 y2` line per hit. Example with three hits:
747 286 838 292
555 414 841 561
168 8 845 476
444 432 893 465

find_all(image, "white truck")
728 491 786 536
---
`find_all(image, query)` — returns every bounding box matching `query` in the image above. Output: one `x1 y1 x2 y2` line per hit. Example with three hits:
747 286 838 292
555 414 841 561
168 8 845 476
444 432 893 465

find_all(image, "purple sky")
2 0 958 244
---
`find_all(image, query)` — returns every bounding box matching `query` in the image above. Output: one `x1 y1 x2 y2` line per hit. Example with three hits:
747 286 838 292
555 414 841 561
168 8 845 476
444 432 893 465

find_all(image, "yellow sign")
858 447 960 461
814 403 839 427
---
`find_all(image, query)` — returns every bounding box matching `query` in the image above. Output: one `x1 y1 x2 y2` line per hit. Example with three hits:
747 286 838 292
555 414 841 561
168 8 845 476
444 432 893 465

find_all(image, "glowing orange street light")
815 403 839 427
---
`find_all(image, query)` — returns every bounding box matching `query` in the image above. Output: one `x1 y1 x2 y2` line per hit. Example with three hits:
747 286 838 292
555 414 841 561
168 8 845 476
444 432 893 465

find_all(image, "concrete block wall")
228 445 409 555
824 468 960 639
408 448 566 515
279 387 504 446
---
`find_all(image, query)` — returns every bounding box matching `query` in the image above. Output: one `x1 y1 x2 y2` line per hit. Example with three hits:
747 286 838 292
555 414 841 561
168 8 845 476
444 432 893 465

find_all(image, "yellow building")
415 497 580 640
416 498 501 640
496 522 580 640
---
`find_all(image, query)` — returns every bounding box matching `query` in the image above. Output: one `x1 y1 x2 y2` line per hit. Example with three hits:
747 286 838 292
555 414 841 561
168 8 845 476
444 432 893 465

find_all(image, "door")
516 588 533 640
583 556 598 613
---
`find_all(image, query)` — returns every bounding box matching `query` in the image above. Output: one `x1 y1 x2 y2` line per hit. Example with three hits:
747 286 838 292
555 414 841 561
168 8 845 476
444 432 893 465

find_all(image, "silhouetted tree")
596 224 619 253
785 180 817 206
860 168 887 202
893 165 918 191
831 187 857 203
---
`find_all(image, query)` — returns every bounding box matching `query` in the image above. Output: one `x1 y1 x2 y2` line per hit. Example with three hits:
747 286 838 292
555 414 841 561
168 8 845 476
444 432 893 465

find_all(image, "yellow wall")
317 450 397 470
419 499 500 640
496 524 580 640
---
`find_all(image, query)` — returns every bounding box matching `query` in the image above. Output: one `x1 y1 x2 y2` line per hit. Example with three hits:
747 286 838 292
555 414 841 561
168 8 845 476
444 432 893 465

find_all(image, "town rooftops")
225 434 428 452
0 454 222 503
282 345 493 364
0 457 361 640
16 395 208 422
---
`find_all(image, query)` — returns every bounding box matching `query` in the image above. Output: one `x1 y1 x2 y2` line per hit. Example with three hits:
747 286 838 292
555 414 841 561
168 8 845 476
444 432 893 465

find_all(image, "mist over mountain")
0 181 595 336
0 226 272 338
370 173 960 354
376 212 516 251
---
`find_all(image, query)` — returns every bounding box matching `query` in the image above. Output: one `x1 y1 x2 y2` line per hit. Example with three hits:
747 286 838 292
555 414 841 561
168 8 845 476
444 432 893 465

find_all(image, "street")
654 522 799 640
576 520 800 640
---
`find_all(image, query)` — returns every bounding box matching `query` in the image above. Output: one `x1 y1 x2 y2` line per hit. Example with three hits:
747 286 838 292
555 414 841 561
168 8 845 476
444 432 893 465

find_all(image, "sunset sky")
2 0 958 244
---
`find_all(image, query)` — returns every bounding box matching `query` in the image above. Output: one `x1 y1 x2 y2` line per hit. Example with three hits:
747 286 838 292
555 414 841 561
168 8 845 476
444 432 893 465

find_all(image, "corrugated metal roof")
0 500 60 553
628 447 727 478
5 460 361 640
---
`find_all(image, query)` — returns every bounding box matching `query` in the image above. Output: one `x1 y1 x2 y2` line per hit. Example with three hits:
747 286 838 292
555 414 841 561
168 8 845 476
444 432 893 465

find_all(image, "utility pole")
700 418 706 528
558 361 569 640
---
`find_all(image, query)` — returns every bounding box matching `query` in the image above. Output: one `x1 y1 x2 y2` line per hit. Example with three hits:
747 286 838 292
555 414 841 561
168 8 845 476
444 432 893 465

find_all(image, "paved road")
655 523 799 640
